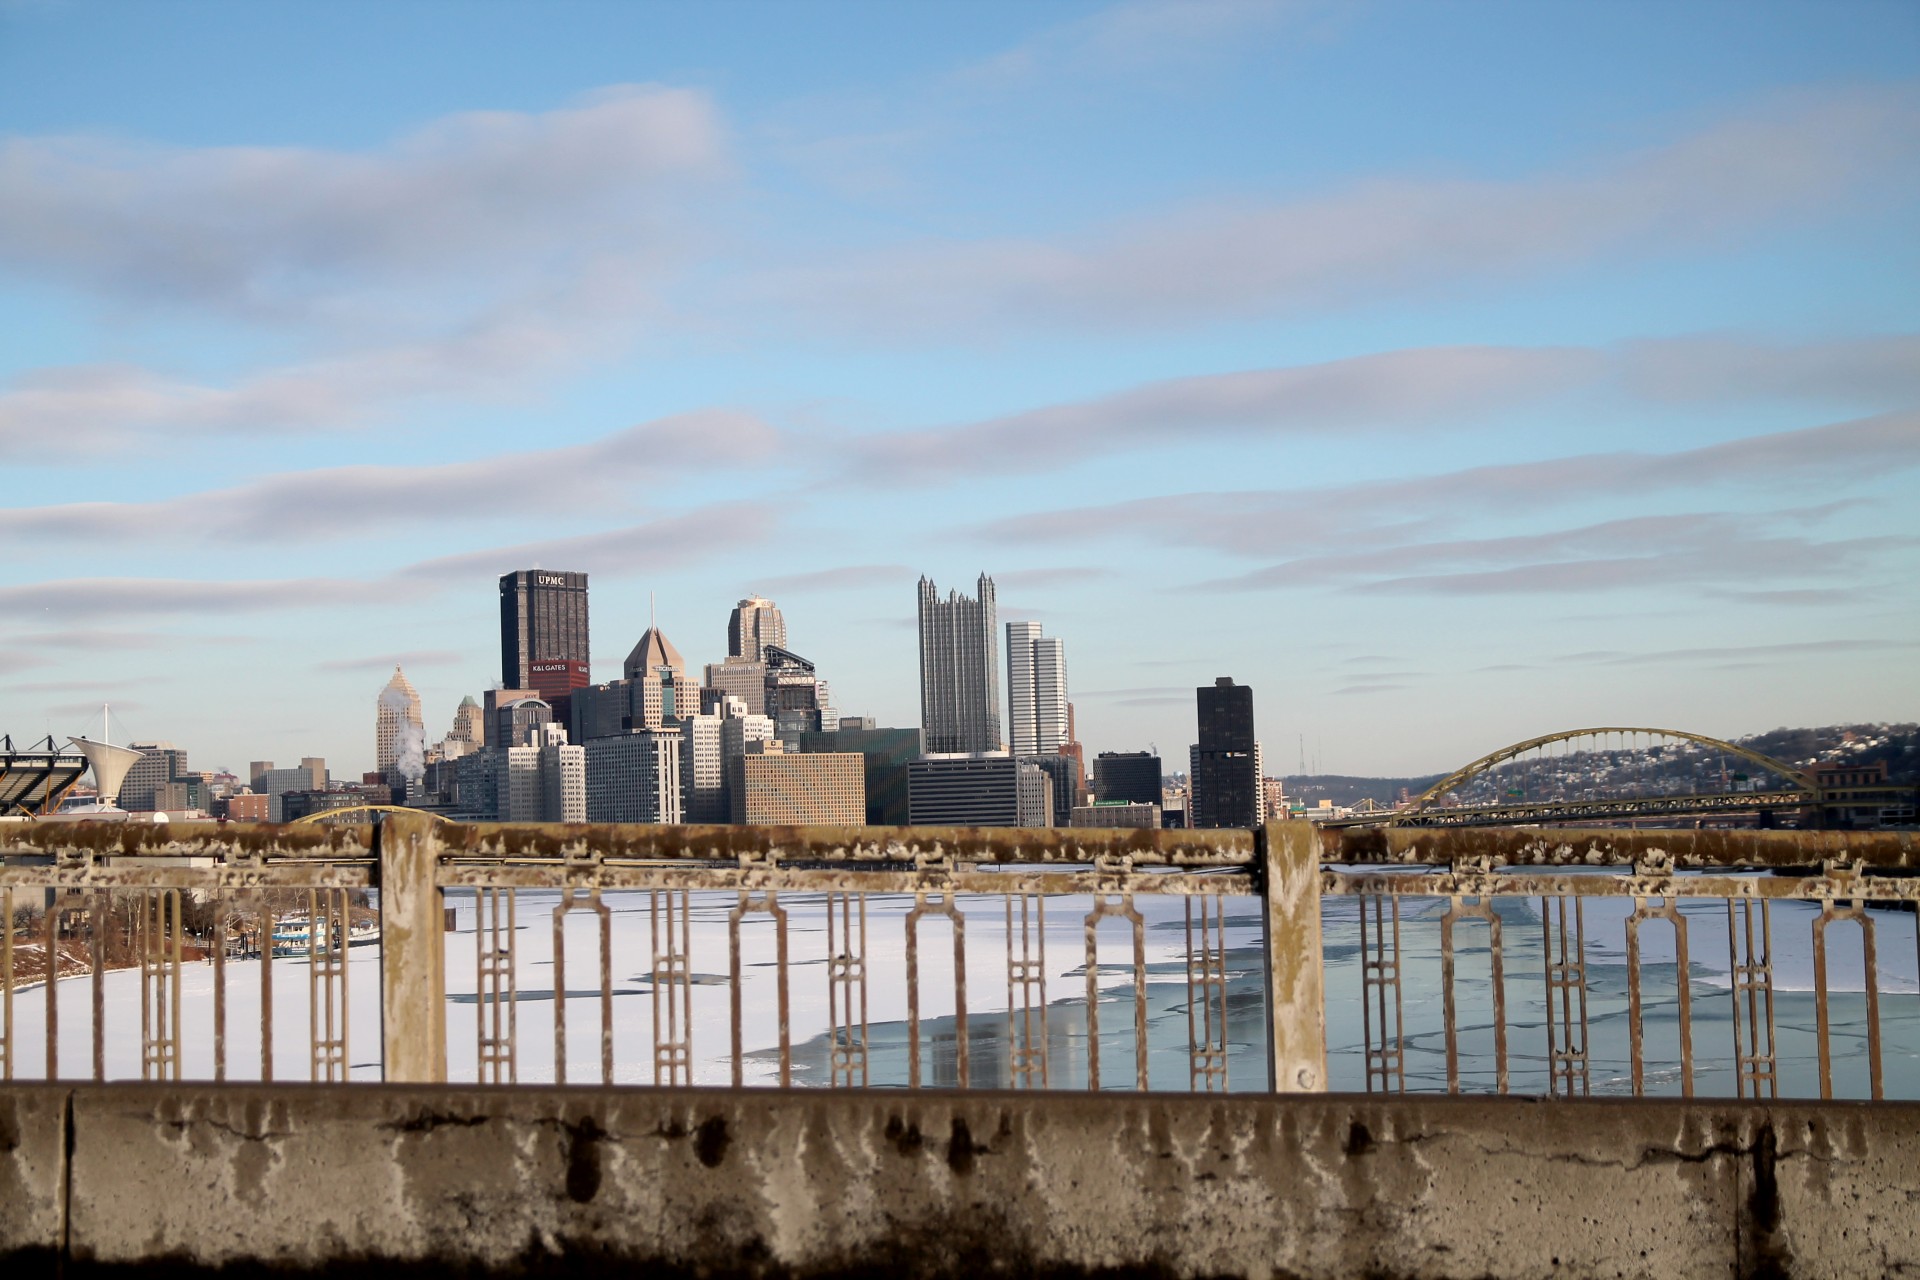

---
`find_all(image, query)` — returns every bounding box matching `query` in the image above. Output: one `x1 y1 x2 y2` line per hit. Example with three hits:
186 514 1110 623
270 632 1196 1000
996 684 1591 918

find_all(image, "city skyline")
3 1 1917 778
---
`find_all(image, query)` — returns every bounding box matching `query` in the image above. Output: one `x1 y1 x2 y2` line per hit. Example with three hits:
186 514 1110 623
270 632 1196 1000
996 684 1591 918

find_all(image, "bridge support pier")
1261 819 1327 1091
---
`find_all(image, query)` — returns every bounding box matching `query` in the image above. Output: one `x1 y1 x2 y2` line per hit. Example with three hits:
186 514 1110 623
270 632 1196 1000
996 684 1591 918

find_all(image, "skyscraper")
727 595 786 662
1190 676 1260 828
1005 620 1068 758
499 570 591 706
376 666 424 782
918 574 1000 754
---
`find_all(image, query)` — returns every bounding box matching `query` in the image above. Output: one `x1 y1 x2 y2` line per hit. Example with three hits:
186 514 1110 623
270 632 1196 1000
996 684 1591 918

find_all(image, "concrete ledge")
1 1083 1915 1277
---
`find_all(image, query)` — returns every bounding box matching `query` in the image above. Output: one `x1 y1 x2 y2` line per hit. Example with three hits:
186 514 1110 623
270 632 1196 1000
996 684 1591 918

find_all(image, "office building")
1190 677 1260 828
1094 751 1163 805
678 712 727 823
728 595 786 662
623 625 692 724
480 723 584 823
585 730 683 824
375 666 425 782
1006 621 1068 758
1070 801 1161 829
443 696 486 756
703 658 768 715
729 743 865 826
797 725 922 825
499 570 591 711
918 574 1000 753
119 742 191 812
908 754 1052 827
490 695 553 749
249 757 328 823
1019 753 1077 828
765 645 833 742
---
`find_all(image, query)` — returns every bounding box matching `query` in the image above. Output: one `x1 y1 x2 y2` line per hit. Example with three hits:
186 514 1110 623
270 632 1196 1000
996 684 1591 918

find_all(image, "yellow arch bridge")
1318 726 1899 829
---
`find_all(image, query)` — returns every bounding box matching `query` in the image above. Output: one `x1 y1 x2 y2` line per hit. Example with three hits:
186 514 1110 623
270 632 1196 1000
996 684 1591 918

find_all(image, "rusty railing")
1 818 1915 1098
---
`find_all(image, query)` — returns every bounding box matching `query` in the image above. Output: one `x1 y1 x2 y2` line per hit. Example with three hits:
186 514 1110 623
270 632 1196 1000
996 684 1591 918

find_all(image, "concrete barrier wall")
2 1083 1916 1277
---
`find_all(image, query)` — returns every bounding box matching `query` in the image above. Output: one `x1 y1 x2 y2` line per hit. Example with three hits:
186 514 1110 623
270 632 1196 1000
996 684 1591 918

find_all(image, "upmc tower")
499 570 591 705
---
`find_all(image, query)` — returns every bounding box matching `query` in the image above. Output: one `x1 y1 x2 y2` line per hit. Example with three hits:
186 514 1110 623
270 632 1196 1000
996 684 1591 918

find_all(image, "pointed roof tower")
623 627 685 680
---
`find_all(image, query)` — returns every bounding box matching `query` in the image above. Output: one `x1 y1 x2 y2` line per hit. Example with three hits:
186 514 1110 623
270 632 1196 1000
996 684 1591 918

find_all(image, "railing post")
1261 819 1327 1091
378 812 447 1082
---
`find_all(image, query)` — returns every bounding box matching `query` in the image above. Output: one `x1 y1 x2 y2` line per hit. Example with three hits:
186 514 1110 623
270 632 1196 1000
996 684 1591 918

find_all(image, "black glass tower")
1191 677 1258 828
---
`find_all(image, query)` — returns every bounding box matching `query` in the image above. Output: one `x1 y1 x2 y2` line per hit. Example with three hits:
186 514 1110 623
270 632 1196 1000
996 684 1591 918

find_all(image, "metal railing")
2 818 1915 1098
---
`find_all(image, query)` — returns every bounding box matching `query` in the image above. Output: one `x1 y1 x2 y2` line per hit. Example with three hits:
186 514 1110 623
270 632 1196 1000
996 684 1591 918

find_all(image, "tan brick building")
729 746 865 825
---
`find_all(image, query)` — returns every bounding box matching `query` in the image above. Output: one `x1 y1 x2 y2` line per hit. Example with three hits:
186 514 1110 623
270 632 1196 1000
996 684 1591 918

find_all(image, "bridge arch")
1399 726 1816 822
286 804 456 826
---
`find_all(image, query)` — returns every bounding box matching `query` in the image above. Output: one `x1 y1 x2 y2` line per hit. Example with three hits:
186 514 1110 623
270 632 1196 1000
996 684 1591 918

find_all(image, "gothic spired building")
917 574 1001 754
499 570 591 708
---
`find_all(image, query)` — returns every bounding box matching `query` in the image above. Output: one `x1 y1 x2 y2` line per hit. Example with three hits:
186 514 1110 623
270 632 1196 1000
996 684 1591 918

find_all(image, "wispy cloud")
981 411 1920 556
756 88 1920 333
314 651 467 674
754 564 914 593
960 0 1300 86
0 410 779 540
397 502 779 582
850 345 1595 481
0 84 727 320
0 577 395 621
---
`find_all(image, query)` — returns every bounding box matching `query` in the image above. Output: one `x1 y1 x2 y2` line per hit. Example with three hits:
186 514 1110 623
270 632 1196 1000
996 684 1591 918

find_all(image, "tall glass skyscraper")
1006 620 1068 758
917 574 1001 754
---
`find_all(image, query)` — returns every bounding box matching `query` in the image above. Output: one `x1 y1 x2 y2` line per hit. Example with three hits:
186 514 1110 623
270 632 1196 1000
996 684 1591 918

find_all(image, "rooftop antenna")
650 592 657 633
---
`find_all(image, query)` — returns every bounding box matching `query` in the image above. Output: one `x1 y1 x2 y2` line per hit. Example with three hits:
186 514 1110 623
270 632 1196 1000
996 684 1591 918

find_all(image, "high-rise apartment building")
376 666 425 781
918 574 1000 754
1190 677 1260 829
499 570 591 706
727 595 786 662
1005 621 1068 759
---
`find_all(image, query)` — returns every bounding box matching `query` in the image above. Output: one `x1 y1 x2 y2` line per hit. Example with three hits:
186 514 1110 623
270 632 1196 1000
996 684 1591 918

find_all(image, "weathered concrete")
1 1084 1916 1277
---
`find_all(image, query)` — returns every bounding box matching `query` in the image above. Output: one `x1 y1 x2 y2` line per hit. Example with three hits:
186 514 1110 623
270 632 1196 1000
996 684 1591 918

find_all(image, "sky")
1 0 1917 782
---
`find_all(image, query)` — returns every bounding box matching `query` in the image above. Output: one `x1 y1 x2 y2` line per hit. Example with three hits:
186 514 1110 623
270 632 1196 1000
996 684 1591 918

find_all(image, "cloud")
960 0 1299 86
0 629 162 651
43 700 149 717
0 650 51 675
397 502 779 582
851 345 1595 481
1586 638 1919 666
756 88 1920 333
0 84 727 319
981 411 1920 556
314 651 467 674
0 577 399 621
754 564 914 593
1616 333 1920 406
0 410 780 539
993 566 1116 589
849 335 1916 484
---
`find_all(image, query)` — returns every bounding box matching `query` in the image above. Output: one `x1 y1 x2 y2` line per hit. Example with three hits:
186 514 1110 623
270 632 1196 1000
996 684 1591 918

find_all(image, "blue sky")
2 0 1916 780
